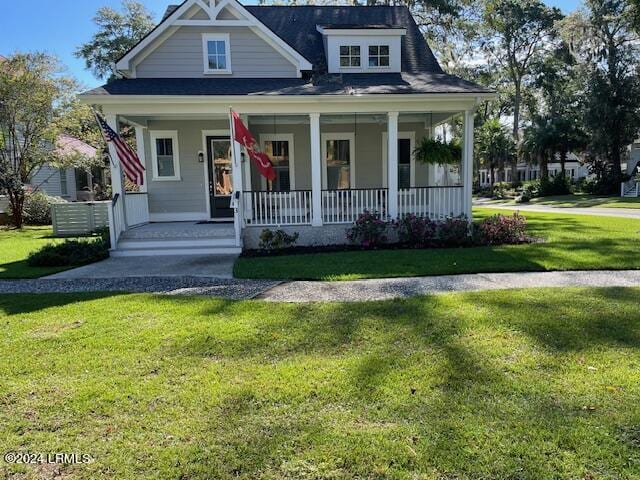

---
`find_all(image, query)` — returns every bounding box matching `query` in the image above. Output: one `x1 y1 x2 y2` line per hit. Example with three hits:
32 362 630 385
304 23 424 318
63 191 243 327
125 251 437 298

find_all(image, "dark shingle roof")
89 4 492 97
245 5 443 75
83 73 491 96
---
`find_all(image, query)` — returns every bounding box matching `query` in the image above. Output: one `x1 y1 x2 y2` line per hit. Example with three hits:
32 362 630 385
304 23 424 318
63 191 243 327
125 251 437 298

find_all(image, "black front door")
206 136 234 219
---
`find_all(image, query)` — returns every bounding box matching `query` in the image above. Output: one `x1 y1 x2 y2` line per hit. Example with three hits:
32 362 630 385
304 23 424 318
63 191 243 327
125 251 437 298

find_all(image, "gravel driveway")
2 270 640 302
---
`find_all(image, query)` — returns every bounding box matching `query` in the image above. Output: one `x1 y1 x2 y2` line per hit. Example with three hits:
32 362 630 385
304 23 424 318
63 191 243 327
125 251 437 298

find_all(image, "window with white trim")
325 139 352 189
368 45 390 67
202 34 231 74
339 45 361 67
264 140 292 191
150 131 180 181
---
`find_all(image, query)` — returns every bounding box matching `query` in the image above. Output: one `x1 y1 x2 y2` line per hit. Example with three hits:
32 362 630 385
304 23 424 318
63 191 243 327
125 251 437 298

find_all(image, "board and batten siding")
135 27 298 78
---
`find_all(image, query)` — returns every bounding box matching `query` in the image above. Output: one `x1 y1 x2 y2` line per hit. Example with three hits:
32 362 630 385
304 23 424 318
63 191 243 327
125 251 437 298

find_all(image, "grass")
0 226 75 279
234 208 640 281
1 288 640 479
484 193 640 209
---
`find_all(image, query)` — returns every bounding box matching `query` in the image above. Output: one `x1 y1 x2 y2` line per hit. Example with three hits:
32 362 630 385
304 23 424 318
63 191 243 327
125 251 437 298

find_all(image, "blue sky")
1 0 583 89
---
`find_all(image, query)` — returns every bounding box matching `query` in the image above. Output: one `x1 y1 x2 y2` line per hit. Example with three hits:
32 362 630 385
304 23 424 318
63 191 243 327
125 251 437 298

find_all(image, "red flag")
231 110 276 182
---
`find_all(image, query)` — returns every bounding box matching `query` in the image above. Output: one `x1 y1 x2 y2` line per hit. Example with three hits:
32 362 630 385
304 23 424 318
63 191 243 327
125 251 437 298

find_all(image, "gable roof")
159 4 441 75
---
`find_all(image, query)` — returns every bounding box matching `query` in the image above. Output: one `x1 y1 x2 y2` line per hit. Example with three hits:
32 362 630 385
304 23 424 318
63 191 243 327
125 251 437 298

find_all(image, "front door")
206 136 233 219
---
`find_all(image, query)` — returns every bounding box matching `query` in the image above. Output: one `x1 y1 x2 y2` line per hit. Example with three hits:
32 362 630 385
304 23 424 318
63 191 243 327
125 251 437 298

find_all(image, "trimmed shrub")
21 191 66 225
27 238 109 267
538 174 572 196
393 214 437 248
436 215 471 247
259 229 299 251
476 213 528 245
346 210 388 249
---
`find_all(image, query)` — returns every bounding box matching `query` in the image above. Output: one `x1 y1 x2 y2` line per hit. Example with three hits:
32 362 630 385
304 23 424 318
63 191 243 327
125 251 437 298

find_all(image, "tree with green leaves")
475 118 515 186
0 53 97 228
561 0 640 190
481 0 563 147
75 0 154 81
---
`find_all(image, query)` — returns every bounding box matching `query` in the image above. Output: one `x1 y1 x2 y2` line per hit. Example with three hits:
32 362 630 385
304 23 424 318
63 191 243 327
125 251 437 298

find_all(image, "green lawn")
1 289 640 479
485 193 640 209
0 226 74 279
234 208 640 281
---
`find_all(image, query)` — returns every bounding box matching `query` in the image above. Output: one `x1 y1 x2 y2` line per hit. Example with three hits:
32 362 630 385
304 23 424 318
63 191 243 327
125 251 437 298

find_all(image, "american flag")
96 113 145 186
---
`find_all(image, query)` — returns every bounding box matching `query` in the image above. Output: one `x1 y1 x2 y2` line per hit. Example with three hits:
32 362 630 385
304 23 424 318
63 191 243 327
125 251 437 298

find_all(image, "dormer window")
317 25 406 74
202 33 231 74
339 46 361 67
368 45 390 67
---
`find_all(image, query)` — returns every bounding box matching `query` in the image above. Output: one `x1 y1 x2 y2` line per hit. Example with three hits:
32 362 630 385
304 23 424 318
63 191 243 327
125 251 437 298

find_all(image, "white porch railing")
398 186 465 219
322 189 389 224
107 194 127 247
124 192 150 226
243 190 313 226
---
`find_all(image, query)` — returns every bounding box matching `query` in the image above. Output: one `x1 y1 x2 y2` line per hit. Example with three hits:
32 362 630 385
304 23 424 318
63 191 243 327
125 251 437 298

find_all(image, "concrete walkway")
46 254 238 280
475 201 640 219
2 270 640 302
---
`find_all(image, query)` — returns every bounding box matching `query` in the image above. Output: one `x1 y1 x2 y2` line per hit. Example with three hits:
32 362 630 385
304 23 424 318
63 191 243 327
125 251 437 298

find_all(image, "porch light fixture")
198 151 204 163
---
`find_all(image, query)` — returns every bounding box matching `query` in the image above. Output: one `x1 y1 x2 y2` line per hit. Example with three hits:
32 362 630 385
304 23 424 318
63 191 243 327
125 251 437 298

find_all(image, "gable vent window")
339 46 361 67
369 45 390 67
202 34 231 74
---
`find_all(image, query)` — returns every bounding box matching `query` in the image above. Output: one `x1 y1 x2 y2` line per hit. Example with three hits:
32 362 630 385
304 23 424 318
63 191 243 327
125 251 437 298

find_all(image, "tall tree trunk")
8 190 24 229
540 152 549 181
560 149 567 177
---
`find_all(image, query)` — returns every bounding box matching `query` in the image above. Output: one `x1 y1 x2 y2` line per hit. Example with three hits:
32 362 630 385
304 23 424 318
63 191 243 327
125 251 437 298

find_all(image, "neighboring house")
27 135 106 202
80 1 492 256
479 153 590 187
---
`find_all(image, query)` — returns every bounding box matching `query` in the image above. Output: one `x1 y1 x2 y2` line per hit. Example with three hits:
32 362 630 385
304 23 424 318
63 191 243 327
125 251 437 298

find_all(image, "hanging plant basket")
413 137 462 165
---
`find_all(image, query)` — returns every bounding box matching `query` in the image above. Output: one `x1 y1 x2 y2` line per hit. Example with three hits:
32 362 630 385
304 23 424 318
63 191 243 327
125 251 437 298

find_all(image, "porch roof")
82 73 493 97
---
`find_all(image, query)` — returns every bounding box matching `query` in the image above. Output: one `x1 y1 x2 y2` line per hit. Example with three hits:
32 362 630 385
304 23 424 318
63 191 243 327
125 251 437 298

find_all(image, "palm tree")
476 119 516 185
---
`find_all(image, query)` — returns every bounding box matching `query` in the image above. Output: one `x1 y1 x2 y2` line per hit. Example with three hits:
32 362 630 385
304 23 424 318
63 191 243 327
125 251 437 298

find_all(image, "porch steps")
111 222 241 257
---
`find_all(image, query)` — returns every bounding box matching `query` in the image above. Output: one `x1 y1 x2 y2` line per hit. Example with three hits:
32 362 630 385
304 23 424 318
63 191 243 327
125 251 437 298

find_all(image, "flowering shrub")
393 214 437 248
19 191 65 225
346 210 388 248
477 213 528 245
436 215 472 247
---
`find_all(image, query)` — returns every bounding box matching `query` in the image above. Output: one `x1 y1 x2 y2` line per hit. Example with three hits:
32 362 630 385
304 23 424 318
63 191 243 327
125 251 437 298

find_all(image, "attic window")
339 46 360 67
369 45 390 67
202 33 231 74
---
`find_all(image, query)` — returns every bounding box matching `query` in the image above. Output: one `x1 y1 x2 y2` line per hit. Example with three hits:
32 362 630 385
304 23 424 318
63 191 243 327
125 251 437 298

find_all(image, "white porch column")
231 122 244 247
105 114 123 198
134 126 149 193
387 111 399 219
463 110 474 219
309 113 323 226
241 114 252 223
106 114 127 228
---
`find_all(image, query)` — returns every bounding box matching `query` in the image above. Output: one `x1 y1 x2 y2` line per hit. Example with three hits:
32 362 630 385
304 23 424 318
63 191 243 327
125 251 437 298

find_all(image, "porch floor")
121 222 235 240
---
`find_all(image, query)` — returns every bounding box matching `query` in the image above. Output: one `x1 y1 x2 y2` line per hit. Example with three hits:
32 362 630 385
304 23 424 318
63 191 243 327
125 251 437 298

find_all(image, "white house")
80 1 493 255
478 153 590 187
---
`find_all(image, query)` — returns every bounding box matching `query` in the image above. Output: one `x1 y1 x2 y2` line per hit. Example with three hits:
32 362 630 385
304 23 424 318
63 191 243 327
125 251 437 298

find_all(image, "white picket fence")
51 201 110 236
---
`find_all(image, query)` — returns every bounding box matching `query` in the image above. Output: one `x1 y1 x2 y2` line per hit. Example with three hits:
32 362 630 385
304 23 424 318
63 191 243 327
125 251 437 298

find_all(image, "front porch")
103 104 475 254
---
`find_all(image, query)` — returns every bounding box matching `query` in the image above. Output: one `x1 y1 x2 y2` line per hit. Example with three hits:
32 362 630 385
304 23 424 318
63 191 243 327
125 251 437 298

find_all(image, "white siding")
135 26 298 78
